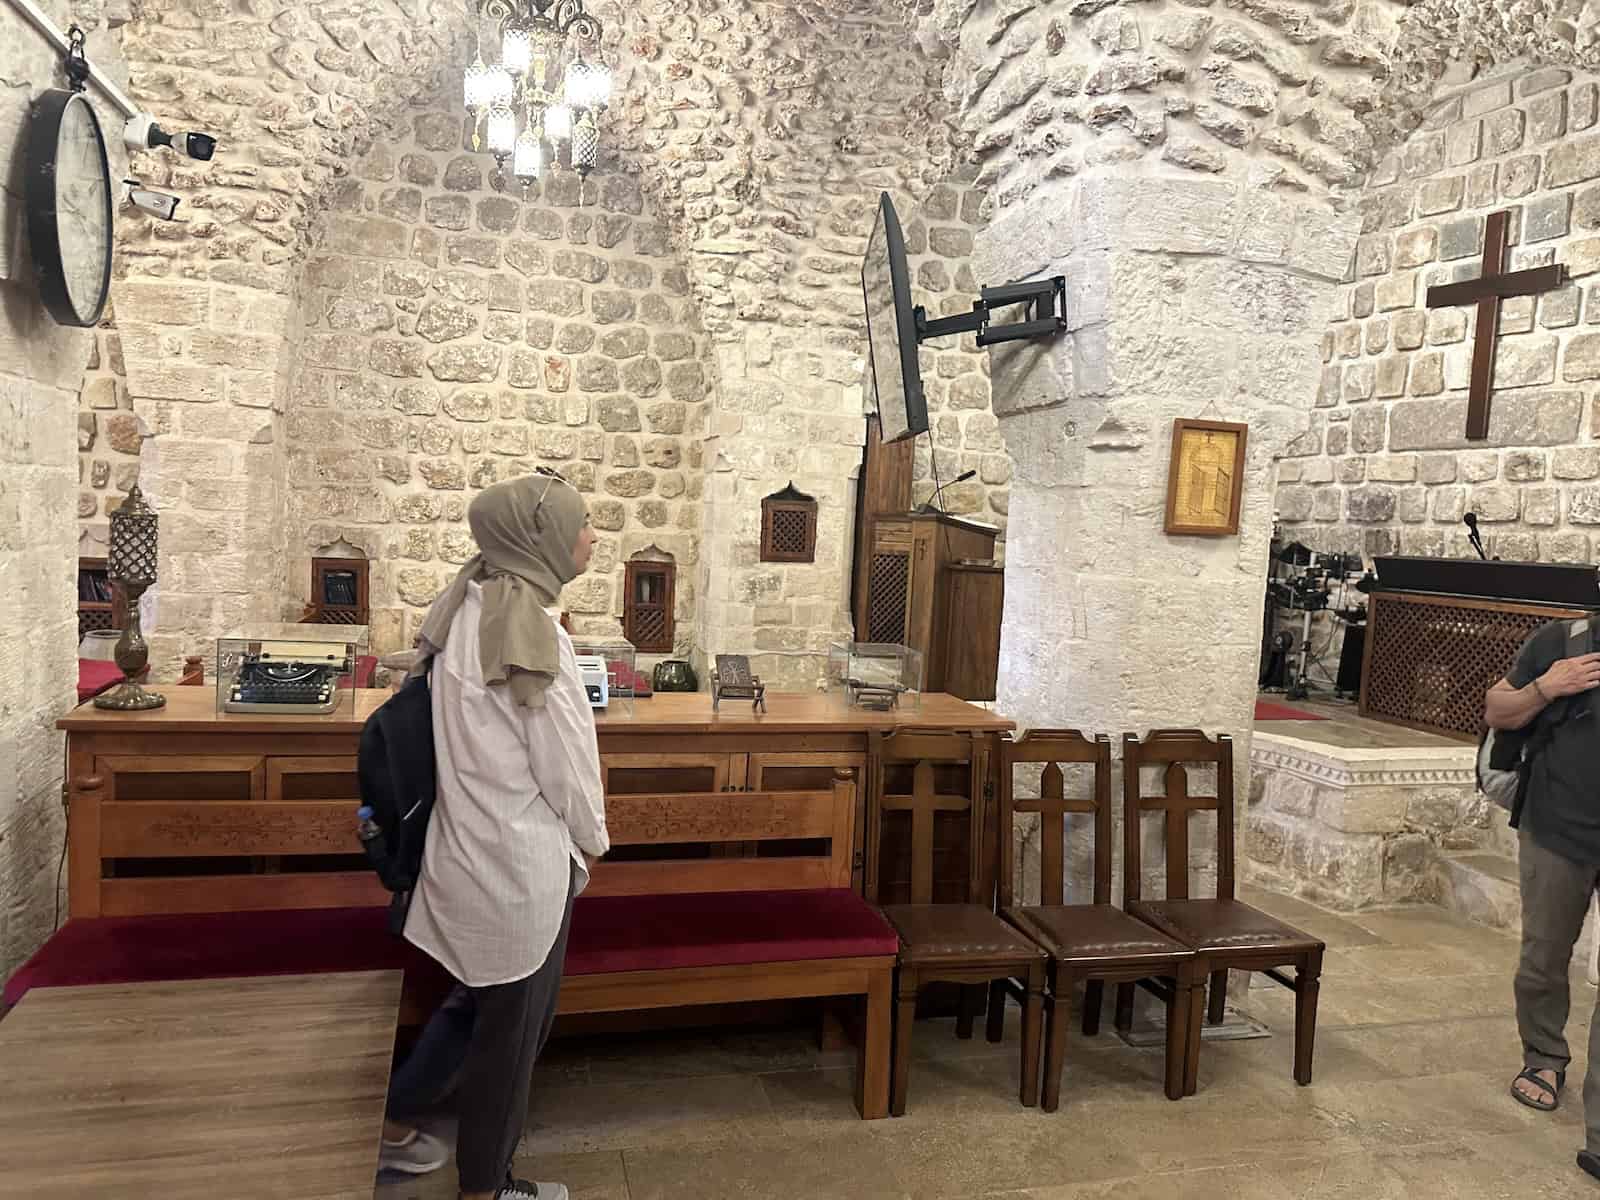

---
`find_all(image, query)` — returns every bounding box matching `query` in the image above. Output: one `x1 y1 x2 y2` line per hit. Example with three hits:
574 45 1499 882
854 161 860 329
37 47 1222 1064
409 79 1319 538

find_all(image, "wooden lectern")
852 419 1004 700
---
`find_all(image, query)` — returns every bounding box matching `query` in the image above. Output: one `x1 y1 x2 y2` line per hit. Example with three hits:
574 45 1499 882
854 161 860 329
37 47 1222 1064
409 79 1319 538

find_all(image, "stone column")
976 174 1358 892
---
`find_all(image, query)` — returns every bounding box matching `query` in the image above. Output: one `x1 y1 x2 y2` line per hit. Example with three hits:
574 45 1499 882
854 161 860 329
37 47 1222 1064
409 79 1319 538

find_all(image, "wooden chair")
866 730 1046 1115
1120 730 1324 1096
996 731 1197 1108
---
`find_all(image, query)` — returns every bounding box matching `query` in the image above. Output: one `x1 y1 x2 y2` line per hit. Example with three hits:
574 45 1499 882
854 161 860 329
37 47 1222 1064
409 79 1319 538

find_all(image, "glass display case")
827 641 924 711
217 625 367 716
568 637 643 719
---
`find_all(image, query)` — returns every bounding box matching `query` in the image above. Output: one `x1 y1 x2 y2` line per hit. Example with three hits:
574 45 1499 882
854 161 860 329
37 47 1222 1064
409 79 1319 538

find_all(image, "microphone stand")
919 469 977 516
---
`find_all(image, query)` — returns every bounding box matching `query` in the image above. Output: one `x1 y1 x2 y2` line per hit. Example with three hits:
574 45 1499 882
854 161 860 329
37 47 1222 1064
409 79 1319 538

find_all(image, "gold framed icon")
1164 418 1248 537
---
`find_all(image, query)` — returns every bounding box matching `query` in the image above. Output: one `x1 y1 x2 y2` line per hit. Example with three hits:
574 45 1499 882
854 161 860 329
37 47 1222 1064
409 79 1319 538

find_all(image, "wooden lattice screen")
1360 591 1590 739
865 551 910 644
625 560 675 653
760 483 818 563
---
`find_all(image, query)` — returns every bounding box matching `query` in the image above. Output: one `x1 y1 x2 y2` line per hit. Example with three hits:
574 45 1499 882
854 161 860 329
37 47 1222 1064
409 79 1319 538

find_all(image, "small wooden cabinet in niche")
306 556 369 625
624 556 675 653
760 483 818 563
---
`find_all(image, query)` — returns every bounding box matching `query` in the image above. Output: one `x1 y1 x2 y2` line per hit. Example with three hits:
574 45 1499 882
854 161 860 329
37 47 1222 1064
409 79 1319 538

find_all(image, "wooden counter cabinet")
59 689 1013 918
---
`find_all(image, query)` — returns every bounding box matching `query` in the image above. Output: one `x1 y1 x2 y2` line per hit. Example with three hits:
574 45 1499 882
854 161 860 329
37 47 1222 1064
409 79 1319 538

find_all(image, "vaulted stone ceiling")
898 0 1600 216
108 0 965 313
102 0 1600 289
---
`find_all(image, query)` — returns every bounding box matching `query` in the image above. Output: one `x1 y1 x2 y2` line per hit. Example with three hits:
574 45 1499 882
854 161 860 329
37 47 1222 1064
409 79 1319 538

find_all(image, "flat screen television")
861 192 928 444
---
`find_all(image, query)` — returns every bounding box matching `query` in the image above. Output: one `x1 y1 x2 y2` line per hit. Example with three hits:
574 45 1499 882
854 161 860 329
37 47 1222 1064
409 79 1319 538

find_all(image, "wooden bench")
5 768 897 1118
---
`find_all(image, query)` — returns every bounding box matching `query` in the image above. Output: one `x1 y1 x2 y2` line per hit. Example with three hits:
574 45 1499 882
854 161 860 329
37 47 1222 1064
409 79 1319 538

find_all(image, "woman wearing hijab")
378 470 608 1200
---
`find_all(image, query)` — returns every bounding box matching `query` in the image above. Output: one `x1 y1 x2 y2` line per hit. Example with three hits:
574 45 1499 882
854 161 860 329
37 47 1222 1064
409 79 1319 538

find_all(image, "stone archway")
91 0 988 681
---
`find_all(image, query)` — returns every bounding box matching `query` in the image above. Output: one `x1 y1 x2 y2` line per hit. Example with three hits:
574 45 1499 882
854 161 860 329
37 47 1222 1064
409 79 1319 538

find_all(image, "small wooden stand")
712 654 766 713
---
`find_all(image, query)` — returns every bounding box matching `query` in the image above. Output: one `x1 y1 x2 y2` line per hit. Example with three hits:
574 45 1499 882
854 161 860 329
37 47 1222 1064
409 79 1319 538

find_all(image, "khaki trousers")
1516 826 1600 1150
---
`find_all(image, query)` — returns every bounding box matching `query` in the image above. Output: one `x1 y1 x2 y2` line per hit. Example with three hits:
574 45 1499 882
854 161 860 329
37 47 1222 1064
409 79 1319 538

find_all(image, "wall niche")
624 551 675 653
760 483 818 564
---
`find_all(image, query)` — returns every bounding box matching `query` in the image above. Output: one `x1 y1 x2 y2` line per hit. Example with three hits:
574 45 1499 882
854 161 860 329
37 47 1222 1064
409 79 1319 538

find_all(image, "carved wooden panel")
604 791 835 845
1361 592 1586 738
100 802 354 858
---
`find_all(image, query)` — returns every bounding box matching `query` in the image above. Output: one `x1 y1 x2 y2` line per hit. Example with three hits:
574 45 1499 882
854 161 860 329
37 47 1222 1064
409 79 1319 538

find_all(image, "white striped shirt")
404 584 609 987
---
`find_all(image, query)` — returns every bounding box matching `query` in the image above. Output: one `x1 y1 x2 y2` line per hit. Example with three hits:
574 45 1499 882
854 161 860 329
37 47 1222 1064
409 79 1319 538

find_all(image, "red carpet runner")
1254 699 1328 722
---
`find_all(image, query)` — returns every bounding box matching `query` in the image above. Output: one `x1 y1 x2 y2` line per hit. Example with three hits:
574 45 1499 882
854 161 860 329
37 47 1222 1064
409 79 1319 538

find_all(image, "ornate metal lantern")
465 0 611 194
94 484 165 711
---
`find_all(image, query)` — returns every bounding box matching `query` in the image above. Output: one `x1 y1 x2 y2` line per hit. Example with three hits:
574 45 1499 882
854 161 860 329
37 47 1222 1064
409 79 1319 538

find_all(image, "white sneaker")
377 1128 449 1175
497 1180 568 1200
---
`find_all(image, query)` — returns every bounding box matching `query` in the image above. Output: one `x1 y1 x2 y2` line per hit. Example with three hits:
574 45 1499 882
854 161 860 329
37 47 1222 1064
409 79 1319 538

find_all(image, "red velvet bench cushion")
2 907 422 1009
4 889 898 1009
566 888 899 975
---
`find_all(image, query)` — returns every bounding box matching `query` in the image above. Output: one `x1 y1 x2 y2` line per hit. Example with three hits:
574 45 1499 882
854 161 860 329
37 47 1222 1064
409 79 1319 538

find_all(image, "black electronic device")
1373 557 1600 609
1336 622 1366 698
1260 630 1293 690
1462 512 1489 561
226 656 340 714
861 193 928 444
921 468 977 514
860 192 1068 449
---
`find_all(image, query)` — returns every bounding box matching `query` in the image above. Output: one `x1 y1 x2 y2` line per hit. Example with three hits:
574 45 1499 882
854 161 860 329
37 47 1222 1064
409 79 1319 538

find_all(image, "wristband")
1533 678 1550 703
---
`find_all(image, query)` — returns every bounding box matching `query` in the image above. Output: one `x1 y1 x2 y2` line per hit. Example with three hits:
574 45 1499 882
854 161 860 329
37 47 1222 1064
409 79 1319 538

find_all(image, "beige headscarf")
411 472 588 708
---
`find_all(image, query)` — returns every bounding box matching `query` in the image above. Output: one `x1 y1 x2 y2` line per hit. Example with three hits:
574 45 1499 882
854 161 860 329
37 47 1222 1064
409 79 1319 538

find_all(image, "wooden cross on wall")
1424 209 1566 441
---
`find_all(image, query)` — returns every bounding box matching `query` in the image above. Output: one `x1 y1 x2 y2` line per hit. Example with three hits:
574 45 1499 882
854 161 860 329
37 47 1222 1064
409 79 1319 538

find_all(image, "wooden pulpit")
1360 557 1599 739
851 418 1004 701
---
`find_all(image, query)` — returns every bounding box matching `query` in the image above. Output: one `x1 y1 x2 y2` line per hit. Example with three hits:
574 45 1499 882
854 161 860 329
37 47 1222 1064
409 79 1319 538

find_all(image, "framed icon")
1164 418 1249 536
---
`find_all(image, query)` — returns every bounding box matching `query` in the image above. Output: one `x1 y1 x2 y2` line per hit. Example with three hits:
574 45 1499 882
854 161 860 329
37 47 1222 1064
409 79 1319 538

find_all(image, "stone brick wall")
1 2 130 980
74 4 1002 683
1281 65 1600 567
283 104 713 657
693 172 997 691
76 323 137 559
270 87 997 664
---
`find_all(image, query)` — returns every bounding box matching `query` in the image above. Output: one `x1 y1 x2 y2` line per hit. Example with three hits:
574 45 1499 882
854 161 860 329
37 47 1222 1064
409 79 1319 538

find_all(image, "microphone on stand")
1463 512 1489 562
923 468 977 514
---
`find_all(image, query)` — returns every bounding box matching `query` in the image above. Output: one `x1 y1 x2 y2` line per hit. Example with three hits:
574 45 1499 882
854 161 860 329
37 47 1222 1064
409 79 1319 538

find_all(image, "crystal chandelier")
464 0 611 194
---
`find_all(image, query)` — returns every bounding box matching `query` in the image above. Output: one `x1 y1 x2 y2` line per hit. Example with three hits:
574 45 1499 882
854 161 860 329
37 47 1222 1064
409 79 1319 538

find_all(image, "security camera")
123 113 217 162
121 179 181 221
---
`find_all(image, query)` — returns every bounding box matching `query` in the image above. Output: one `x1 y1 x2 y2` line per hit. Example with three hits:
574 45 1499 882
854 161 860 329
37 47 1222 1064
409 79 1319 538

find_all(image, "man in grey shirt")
1485 616 1600 1185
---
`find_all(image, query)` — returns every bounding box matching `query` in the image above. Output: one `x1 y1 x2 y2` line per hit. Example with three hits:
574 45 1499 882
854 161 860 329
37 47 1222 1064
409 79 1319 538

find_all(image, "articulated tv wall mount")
913 277 1067 347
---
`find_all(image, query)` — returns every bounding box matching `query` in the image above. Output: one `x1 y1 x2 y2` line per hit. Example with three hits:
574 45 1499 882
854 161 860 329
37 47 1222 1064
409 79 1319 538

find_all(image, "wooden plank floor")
0 971 401 1199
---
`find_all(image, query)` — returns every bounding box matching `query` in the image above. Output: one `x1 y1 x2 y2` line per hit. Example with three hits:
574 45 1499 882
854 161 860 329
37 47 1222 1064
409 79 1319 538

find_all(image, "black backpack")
356 670 437 933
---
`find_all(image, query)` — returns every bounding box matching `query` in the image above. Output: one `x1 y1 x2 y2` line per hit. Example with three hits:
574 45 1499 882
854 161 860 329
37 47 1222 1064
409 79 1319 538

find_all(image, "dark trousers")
389 863 577 1194
1515 827 1600 1151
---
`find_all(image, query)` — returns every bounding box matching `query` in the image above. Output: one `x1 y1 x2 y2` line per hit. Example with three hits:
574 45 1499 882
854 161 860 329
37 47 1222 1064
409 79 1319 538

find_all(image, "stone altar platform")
1245 698 1496 913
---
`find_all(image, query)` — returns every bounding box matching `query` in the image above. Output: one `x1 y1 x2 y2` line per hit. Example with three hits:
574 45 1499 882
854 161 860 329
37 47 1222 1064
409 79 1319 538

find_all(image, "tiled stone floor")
377 884 1598 1199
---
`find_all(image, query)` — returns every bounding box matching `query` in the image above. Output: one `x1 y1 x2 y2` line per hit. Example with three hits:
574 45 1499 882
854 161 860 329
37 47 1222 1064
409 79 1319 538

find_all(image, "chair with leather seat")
867 730 1046 1116
994 731 1198 1108
1119 730 1325 1096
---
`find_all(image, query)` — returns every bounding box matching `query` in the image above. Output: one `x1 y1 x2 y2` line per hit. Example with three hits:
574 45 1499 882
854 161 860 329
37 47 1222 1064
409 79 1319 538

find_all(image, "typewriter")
225 644 347 715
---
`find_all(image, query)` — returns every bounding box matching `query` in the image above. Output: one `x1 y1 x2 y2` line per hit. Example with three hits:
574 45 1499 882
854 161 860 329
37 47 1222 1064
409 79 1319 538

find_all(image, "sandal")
1579 1150 1600 1182
1511 1066 1564 1112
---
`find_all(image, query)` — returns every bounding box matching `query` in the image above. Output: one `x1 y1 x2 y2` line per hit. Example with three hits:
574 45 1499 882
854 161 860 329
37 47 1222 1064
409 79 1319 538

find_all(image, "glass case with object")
217 625 367 716
827 641 924 712
568 638 643 719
